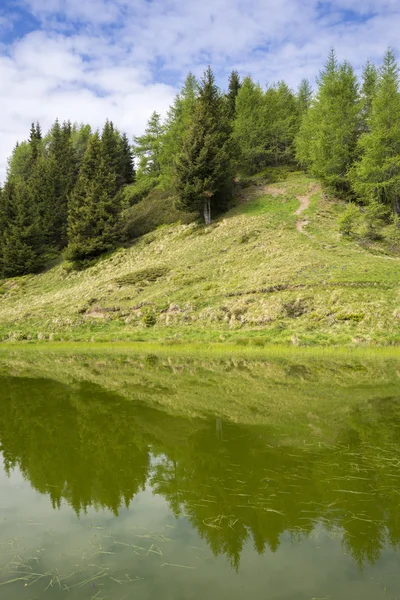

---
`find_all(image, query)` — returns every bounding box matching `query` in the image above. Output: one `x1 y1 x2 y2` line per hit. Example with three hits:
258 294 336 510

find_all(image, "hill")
1 171 399 346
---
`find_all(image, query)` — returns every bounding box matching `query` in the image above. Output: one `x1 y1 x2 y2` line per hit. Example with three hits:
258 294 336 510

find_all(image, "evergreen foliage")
0 49 399 278
173 66 233 224
226 70 242 119
159 73 198 188
295 50 359 194
65 132 121 262
350 49 400 214
133 112 164 179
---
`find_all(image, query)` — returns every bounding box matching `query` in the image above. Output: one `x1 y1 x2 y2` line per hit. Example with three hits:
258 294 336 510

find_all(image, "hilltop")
0 171 399 347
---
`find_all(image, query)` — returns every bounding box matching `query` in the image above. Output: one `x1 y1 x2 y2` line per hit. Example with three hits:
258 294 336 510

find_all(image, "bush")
142 309 157 327
383 214 400 250
120 177 158 208
115 266 169 286
360 201 390 241
121 189 196 240
338 203 360 236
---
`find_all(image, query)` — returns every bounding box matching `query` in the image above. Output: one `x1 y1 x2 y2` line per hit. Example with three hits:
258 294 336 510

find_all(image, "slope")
0 171 399 346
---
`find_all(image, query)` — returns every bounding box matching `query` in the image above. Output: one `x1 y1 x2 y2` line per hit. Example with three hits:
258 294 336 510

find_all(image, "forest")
0 48 399 278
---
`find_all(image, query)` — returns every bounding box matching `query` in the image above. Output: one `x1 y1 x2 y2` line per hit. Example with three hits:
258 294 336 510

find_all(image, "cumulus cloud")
0 0 399 181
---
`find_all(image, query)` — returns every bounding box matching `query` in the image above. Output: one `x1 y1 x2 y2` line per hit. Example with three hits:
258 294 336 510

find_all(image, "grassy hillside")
1 171 399 346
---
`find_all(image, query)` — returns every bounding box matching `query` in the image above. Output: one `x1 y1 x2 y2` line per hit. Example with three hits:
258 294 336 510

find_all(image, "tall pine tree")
295 50 359 194
350 49 400 214
65 132 121 262
226 70 242 120
173 67 233 224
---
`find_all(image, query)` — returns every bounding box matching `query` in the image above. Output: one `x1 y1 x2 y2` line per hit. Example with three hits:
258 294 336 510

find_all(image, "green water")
1 354 400 599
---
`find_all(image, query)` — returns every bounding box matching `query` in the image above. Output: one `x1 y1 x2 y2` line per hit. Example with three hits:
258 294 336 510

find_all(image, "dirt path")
295 185 320 234
295 194 311 233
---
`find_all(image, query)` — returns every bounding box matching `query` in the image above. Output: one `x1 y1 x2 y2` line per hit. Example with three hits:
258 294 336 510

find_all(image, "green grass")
1 343 399 429
1 170 399 346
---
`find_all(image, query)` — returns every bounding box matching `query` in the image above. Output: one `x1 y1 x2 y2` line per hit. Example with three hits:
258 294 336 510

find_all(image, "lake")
0 348 400 599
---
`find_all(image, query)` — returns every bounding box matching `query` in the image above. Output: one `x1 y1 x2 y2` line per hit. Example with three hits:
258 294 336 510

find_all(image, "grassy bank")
1 171 399 346
1 343 399 432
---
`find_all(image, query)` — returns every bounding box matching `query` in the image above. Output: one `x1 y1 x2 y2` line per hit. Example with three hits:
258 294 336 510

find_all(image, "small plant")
282 298 308 318
115 266 169 286
142 309 157 327
338 203 360 236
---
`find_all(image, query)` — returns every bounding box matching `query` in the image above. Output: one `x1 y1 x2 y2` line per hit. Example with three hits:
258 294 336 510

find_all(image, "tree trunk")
203 198 211 225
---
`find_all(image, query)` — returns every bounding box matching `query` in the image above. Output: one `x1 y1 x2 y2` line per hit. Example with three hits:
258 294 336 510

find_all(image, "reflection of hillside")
1 374 400 569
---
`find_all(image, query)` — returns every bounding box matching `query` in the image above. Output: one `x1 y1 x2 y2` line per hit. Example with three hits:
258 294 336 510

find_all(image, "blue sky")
0 0 399 180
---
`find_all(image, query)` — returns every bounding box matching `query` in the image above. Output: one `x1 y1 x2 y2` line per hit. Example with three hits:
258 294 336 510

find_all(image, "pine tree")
65 132 121 262
159 73 198 188
133 112 164 179
297 79 313 117
264 82 298 165
173 66 233 224
119 133 135 185
295 50 359 194
43 119 78 248
350 49 400 214
226 70 241 119
359 61 378 134
233 76 267 174
0 179 45 277
29 122 42 164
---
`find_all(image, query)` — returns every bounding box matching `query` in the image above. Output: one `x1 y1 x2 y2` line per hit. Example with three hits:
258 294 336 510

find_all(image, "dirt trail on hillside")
296 185 320 234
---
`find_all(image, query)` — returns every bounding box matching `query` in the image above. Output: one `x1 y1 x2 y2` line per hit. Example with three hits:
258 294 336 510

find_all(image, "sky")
0 0 399 182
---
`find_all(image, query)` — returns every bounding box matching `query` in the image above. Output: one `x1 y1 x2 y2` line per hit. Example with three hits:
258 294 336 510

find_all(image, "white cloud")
0 0 399 181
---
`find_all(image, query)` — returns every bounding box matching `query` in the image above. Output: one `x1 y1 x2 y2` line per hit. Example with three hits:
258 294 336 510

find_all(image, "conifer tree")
264 82 298 165
0 179 45 277
295 50 359 194
159 74 198 188
359 61 378 134
297 79 313 117
119 133 135 185
44 119 78 248
133 112 164 179
350 49 400 214
173 66 233 224
65 132 121 262
226 70 241 119
233 76 267 174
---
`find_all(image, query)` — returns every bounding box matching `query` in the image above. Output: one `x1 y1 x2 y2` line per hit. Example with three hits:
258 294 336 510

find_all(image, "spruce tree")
297 79 313 117
159 73 198 188
295 50 359 194
350 49 400 214
359 61 378 134
119 133 135 185
44 119 78 248
133 112 164 179
264 82 298 165
173 66 233 224
0 179 45 277
233 76 267 174
65 132 121 262
226 70 241 119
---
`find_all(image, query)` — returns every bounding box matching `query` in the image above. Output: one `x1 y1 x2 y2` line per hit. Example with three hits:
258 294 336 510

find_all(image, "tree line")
1 48 399 277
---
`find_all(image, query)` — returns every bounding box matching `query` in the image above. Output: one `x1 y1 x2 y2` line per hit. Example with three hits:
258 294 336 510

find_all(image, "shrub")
121 189 196 240
142 309 157 327
115 266 169 286
120 177 158 208
384 214 400 250
360 201 390 241
338 203 360 236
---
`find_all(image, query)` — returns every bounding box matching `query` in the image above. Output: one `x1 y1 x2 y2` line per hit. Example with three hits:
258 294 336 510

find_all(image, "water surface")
0 353 400 599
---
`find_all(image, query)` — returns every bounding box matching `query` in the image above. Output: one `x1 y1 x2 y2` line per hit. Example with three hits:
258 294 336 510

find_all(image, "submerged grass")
0 171 399 346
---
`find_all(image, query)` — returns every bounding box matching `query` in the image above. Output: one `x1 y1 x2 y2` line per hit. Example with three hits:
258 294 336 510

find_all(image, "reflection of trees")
0 377 150 515
1 375 400 570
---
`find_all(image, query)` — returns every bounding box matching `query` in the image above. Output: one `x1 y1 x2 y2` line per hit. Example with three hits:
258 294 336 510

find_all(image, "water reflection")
1 372 400 574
